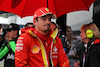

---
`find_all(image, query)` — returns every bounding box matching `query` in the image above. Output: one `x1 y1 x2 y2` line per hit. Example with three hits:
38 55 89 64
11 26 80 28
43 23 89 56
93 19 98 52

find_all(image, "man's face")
80 29 87 43
66 28 73 40
66 28 72 37
34 15 52 33
8 30 18 39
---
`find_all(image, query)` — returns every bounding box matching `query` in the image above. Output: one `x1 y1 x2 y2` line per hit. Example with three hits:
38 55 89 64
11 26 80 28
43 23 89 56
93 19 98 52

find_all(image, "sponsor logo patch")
16 37 24 52
52 46 58 54
31 45 40 54
53 46 57 52
52 55 58 58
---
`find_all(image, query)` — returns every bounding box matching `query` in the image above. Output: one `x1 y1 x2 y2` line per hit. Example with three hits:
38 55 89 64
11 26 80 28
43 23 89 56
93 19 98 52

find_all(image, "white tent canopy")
0 17 9 24
67 4 93 31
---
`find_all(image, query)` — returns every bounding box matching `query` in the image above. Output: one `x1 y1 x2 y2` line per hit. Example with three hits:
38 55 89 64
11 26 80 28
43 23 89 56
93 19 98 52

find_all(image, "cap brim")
38 12 56 19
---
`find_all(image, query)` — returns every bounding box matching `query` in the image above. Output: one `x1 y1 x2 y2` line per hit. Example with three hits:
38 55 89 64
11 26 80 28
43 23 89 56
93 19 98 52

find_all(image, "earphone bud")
86 29 93 38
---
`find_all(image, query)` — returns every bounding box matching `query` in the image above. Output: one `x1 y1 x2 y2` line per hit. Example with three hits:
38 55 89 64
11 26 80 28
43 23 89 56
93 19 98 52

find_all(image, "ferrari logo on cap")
45 8 49 12
32 45 40 54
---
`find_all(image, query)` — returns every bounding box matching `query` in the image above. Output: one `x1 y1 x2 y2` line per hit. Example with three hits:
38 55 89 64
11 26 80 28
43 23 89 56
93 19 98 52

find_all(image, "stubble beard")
43 28 50 33
43 24 50 33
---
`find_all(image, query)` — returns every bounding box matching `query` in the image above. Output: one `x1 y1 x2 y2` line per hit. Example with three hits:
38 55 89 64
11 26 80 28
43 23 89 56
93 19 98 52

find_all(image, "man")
0 23 20 67
60 26 82 67
50 22 57 31
21 22 34 34
15 7 70 67
50 22 61 38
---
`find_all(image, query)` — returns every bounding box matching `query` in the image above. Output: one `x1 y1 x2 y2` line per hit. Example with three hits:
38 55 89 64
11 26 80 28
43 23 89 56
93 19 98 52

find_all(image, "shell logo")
32 45 40 54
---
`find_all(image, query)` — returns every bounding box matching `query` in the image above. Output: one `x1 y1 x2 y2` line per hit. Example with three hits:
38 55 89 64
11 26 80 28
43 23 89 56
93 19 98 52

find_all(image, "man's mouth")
44 24 50 27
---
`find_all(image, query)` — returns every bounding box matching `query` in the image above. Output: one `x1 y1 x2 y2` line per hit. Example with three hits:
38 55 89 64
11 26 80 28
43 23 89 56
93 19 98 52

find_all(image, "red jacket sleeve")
57 37 70 67
15 34 29 67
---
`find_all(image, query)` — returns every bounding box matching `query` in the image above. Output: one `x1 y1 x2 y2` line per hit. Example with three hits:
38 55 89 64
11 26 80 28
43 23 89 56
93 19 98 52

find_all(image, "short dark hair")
25 22 33 27
66 26 71 31
35 17 38 22
3 23 20 38
0 24 2 29
7 23 20 31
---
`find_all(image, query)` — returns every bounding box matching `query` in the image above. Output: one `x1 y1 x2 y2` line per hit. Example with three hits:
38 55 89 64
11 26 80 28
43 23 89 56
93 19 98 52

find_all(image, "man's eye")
67 31 70 32
48 18 51 21
42 18 46 21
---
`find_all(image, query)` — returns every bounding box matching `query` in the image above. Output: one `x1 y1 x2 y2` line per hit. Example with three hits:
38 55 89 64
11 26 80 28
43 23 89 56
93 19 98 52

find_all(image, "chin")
44 29 50 32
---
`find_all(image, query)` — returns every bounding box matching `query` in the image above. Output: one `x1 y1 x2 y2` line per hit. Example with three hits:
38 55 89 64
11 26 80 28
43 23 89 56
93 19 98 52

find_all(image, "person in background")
0 24 2 35
50 22 61 37
0 24 3 42
21 22 34 34
0 24 3 64
50 22 57 30
0 23 20 67
61 25 82 67
15 7 70 67
74 22 100 67
24 22 34 28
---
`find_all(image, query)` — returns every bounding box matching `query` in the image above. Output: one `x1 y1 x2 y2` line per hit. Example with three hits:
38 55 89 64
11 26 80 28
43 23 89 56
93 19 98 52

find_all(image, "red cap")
33 7 56 20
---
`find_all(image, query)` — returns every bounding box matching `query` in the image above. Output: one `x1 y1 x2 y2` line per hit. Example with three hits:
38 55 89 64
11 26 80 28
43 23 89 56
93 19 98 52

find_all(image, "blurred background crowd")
0 21 83 67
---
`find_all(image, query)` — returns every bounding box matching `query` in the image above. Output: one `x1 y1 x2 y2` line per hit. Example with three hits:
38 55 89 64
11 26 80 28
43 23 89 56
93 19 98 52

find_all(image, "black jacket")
0 39 15 67
79 39 100 67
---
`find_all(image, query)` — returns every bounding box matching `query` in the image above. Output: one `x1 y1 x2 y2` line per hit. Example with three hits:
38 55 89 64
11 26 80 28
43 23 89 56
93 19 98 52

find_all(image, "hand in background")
74 61 80 67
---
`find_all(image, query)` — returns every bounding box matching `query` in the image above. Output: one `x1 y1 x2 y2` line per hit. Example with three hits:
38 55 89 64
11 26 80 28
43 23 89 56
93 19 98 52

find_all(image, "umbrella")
0 0 96 18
